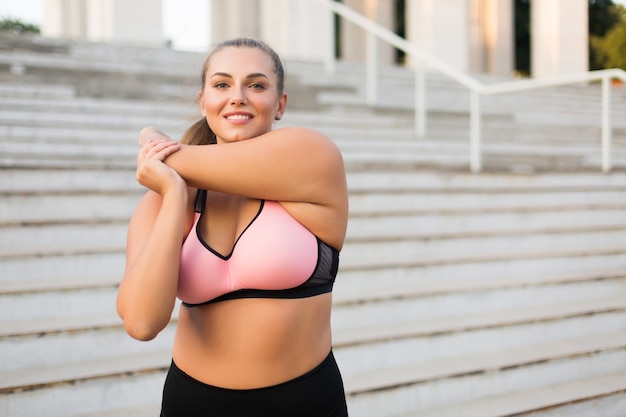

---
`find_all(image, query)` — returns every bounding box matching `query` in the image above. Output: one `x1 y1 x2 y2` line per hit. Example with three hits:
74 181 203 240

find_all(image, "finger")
146 141 180 160
141 139 177 156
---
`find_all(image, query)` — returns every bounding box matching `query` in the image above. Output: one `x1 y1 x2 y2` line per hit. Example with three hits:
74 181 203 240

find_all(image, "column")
259 0 331 62
406 0 471 72
531 0 588 78
470 0 514 76
42 0 163 46
210 0 261 44
210 0 332 62
42 0 87 39
108 0 163 46
340 0 396 64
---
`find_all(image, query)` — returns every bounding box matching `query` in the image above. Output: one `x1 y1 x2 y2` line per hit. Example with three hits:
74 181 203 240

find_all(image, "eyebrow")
210 72 270 80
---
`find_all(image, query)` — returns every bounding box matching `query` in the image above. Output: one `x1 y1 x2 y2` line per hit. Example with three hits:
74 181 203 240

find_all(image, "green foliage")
515 0 531 76
589 0 626 70
515 0 626 73
394 0 406 63
590 4 626 70
589 0 619 37
0 17 40 34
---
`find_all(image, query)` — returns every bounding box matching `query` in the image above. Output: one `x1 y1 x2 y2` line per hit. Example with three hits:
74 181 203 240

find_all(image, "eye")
214 82 229 89
250 82 266 90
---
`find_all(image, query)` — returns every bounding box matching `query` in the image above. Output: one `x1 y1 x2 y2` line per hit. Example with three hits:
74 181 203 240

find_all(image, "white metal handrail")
317 0 626 173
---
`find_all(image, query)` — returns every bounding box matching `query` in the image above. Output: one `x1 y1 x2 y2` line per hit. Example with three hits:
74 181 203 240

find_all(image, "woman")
116 38 349 416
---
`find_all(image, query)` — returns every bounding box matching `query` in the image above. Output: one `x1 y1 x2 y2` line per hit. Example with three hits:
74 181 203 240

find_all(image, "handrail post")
314 0 625 174
470 90 482 173
366 32 378 105
415 66 426 138
601 75 612 173
324 0 336 74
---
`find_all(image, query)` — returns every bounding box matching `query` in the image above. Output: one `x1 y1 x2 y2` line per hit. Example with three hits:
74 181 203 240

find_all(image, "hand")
136 134 183 194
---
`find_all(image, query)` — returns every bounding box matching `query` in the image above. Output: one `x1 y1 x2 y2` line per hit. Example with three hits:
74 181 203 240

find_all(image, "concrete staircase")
1 33 626 417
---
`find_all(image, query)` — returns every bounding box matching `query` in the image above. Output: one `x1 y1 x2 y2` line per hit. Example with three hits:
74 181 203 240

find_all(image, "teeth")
227 115 251 120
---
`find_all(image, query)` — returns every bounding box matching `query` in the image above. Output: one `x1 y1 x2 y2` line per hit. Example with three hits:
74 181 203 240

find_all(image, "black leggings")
160 351 348 417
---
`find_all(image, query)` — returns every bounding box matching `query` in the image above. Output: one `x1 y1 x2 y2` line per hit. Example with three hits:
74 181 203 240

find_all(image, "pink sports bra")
178 190 339 306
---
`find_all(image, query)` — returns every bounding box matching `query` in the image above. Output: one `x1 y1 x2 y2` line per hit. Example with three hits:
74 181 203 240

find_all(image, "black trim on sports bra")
195 189 206 213
184 283 334 306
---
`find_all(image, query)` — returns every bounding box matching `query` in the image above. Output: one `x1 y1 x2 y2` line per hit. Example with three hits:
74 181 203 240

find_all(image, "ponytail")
180 118 216 146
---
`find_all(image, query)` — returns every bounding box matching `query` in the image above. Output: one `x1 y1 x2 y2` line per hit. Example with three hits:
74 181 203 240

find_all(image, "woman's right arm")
116 138 188 341
116 187 188 341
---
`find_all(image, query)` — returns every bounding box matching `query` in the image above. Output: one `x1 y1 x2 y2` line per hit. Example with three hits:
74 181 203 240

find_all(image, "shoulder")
260 127 344 165
271 126 338 148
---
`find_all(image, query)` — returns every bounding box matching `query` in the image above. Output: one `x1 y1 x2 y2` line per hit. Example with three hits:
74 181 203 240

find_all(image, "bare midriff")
172 292 333 389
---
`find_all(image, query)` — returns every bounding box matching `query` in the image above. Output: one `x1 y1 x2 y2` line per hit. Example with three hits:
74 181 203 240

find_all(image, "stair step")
340 239 626 270
0 370 167 417
0 277 118 295
346 331 626 393
347 210 626 240
0 251 125 283
0 350 171 393
0 82 76 99
0 109 189 131
334 296 626 347
0 193 139 225
345 333 626 416
0 168 136 192
0 288 119 324
0 223 128 252
396 372 626 417
335 309 626 379
333 275 626 331
0 323 176 375
75 405 161 417
0 314 121 338
334 269 626 304
337 250 626 300
346 171 626 192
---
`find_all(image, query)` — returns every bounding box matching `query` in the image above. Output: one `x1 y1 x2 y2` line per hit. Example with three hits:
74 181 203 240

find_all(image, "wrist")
162 177 188 200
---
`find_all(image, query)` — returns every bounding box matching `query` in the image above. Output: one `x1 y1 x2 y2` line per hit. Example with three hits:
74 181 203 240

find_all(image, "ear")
198 90 206 117
276 92 288 119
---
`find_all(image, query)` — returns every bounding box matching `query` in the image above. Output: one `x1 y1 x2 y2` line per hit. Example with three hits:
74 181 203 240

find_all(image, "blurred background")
1 1 626 417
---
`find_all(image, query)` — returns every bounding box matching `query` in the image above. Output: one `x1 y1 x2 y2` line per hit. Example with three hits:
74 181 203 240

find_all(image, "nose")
230 85 247 105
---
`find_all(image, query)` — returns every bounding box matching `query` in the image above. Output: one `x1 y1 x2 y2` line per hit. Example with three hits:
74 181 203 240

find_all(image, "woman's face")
199 47 287 144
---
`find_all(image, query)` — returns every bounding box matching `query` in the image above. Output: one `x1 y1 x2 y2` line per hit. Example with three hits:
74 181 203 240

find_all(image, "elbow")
117 304 169 341
125 324 160 342
116 284 176 341
122 318 166 341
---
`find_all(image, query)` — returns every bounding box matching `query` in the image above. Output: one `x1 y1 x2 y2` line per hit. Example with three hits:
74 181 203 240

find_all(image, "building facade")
41 0 163 46
40 0 589 78
211 0 588 77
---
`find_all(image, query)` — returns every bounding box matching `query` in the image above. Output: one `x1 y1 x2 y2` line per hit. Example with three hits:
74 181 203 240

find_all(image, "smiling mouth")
226 114 252 120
